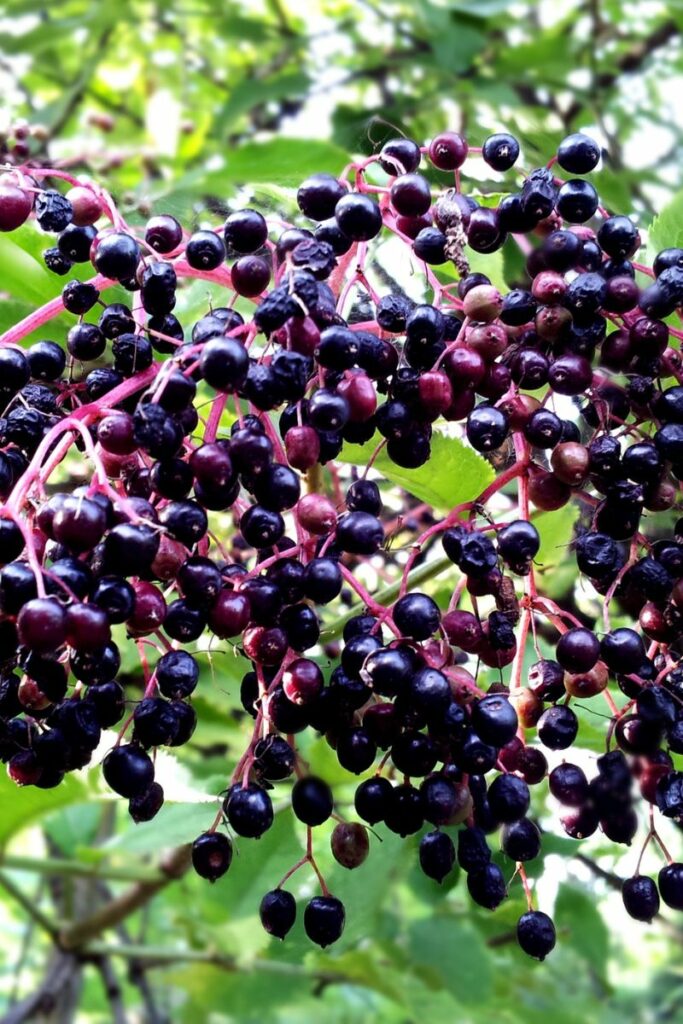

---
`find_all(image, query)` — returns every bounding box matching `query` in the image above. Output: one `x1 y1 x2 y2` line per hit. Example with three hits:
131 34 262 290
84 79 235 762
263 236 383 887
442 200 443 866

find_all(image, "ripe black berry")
260 889 297 939
192 831 233 881
516 910 556 960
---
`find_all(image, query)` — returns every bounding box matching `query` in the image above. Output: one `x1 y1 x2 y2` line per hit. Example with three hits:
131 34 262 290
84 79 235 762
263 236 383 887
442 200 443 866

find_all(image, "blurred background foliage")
1 0 683 1021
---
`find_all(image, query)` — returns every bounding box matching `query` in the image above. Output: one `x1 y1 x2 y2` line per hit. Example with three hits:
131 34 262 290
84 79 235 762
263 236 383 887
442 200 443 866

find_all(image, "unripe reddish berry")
283 658 324 705
531 271 567 304
639 602 672 641
18 678 51 712
337 371 377 421
209 591 251 638
418 371 452 419
535 305 572 342
498 394 540 430
285 426 320 471
466 322 507 360
288 317 320 356
151 535 188 581
296 493 337 535
65 185 102 226
127 581 168 635
564 661 608 698
97 448 139 479
243 625 288 665
600 329 634 371
463 284 503 323
0 184 32 231
441 610 483 653
551 442 590 486
644 480 676 512
443 387 476 421
97 413 136 455
442 344 486 390
331 822 370 869
514 689 544 729
498 735 524 772
447 666 478 703
428 131 468 170
66 602 112 651
8 749 42 786
528 465 571 510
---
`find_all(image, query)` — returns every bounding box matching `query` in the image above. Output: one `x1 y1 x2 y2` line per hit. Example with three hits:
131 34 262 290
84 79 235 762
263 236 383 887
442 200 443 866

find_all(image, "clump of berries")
0 125 683 960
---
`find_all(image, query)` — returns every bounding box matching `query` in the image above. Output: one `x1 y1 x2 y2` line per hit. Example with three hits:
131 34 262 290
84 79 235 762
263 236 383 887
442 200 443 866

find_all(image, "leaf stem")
0 869 59 941
0 854 167 884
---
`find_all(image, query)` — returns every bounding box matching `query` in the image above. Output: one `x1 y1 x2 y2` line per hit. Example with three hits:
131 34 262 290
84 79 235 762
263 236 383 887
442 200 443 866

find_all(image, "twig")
58 845 192 951
81 941 344 981
0 853 167 884
0 869 59 942
2 952 81 1024
94 956 128 1024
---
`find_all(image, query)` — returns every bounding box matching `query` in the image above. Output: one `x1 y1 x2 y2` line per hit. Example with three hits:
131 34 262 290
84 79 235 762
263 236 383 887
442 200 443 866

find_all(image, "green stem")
0 854 165 884
324 553 452 641
82 940 343 979
0 869 59 941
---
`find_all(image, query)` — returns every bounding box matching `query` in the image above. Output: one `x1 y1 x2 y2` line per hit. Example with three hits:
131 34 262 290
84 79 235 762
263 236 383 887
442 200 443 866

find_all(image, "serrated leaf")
338 429 494 511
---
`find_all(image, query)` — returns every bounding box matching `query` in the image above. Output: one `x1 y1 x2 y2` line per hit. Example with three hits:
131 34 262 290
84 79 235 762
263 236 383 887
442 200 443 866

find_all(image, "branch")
0 869 59 942
47 25 115 140
81 940 345 982
58 845 192 951
2 952 81 1024
94 880 167 1024
564 18 678 123
94 956 128 1024
0 852 167 884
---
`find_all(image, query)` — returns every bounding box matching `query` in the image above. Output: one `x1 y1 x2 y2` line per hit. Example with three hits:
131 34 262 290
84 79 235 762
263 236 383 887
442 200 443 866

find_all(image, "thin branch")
564 18 679 123
82 940 344 981
95 880 167 1024
0 869 59 942
2 952 81 1024
58 845 192 951
94 956 128 1024
0 852 167 884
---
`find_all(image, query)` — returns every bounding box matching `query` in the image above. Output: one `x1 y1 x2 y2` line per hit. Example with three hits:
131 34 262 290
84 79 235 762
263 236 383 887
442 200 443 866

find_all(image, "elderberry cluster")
1 126 683 959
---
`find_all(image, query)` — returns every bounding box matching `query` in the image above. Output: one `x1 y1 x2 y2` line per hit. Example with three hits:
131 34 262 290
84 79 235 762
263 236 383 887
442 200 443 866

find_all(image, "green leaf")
649 190 683 253
0 231 57 306
204 139 350 189
0 770 89 848
406 915 493 1004
214 73 311 135
106 801 217 854
555 883 610 984
532 500 578 571
338 429 494 512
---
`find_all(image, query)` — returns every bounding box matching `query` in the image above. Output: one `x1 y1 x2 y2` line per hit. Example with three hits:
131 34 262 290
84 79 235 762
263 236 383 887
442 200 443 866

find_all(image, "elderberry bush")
1 126 683 960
